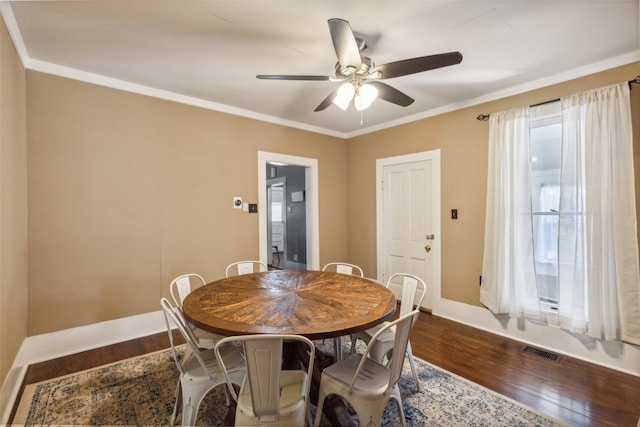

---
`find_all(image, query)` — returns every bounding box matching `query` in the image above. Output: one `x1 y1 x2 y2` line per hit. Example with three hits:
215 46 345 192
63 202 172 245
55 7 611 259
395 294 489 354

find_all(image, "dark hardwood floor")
9 312 640 426
410 313 640 427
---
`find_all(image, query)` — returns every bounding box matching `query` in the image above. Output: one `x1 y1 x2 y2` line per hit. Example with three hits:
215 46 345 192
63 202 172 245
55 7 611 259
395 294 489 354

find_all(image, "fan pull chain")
360 109 364 126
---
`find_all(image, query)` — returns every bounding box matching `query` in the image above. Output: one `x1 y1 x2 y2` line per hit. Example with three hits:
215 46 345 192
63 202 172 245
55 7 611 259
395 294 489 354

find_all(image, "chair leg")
170 381 181 427
313 391 328 426
180 382 208 427
333 336 343 361
349 335 358 354
223 384 232 406
182 402 194 427
389 393 407 427
407 342 421 392
305 404 313 427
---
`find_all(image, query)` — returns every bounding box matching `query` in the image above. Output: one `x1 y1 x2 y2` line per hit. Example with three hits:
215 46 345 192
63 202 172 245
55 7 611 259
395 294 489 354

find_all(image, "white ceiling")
2 1 639 138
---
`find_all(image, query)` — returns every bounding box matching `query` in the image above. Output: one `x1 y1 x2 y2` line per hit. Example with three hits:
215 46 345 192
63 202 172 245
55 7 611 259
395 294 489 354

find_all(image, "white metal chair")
215 334 315 427
321 262 365 361
169 273 223 350
313 310 420 427
350 272 426 391
225 260 268 277
321 262 364 277
160 298 246 427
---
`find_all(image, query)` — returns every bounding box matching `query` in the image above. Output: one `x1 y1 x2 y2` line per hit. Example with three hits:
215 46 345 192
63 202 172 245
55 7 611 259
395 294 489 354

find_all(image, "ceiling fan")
257 18 463 112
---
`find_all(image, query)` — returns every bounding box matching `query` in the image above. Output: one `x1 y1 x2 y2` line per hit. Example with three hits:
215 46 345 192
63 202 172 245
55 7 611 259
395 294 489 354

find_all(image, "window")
529 102 563 313
270 185 284 222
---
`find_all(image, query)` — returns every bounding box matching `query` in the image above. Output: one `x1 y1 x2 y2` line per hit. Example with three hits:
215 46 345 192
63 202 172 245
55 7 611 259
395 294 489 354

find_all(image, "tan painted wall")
347 62 640 306
26 72 348 335
0 19 28 385
25 63 640 337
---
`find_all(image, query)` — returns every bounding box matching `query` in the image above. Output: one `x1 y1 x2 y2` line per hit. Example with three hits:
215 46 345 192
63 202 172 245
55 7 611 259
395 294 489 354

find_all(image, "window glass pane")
271 202 282 222
533 212 558 263
270 185 284 222
530 102 561 307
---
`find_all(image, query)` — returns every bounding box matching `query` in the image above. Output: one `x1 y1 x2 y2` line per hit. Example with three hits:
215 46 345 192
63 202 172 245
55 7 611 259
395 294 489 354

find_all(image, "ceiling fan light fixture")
333 82 355 110
354 83 378 111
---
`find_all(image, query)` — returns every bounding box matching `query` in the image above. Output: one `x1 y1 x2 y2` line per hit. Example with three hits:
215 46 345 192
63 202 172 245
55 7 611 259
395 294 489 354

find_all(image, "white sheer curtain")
481 83 640 345
560 82 640 344
481 106 542 319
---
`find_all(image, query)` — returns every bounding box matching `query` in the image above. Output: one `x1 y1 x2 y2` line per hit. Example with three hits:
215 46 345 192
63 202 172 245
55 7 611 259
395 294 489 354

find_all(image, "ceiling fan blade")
257 75 331 81
328 18 362 69
373 51 463 79
368 81 414 107
314 90 338 112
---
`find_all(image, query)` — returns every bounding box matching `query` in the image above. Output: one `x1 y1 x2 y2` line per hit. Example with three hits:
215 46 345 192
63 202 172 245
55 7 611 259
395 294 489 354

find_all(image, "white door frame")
376 149 441 313
258 152 320 270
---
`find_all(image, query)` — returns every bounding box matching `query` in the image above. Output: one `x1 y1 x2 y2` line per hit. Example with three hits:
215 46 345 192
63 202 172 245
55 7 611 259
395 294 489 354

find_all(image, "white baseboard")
0 364 27 425
434 298 640 377
14 310 166 366
1 310 166 424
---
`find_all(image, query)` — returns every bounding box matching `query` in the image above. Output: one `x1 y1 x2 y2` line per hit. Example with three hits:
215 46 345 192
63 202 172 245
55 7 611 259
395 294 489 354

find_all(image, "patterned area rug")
14 341 568 426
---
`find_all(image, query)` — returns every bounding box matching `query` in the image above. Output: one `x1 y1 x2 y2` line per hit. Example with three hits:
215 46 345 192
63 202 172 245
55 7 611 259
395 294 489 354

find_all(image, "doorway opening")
265 163 307 270
267 177 286 268
258 152 319 271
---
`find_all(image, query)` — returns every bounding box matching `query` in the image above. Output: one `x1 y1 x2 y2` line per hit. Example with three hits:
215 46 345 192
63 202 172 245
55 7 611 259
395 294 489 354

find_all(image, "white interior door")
377 150 441 311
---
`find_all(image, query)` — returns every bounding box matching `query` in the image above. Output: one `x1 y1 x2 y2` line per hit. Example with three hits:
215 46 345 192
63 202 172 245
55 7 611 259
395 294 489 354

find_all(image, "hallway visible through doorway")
258 151 319 271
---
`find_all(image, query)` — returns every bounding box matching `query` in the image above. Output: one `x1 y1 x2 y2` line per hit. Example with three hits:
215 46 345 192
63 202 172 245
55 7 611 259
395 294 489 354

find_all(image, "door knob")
424 245 431 253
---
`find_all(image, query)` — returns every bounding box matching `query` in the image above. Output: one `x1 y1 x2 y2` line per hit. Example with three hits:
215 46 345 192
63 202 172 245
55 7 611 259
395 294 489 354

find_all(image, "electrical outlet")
248 203 257 213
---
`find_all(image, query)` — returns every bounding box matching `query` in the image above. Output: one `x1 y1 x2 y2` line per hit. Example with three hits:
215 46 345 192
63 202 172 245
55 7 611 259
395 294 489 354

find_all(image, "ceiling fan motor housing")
335 56 374 79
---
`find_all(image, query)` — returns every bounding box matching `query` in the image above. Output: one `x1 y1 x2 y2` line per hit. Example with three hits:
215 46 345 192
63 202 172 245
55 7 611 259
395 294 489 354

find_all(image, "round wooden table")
181 269 397 427
182 269 397 340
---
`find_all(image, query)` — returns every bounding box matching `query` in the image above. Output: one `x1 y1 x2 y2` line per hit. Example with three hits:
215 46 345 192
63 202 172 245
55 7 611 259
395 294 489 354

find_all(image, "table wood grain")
182 270 397 340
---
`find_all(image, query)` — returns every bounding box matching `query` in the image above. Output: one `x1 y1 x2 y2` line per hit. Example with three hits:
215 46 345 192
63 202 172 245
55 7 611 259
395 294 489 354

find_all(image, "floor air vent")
522 345 560 362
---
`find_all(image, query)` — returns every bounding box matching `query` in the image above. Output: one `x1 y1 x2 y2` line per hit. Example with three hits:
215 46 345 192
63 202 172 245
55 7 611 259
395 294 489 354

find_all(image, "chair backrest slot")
169 273 206 308
322 262 364 277
175 276 192 303
244 338 283 418
387 273 426 315
215 334 315 425
225 260 268 277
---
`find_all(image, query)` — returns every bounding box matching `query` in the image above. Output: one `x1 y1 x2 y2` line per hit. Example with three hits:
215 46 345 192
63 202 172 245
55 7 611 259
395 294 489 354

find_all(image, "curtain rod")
476 75 640 121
